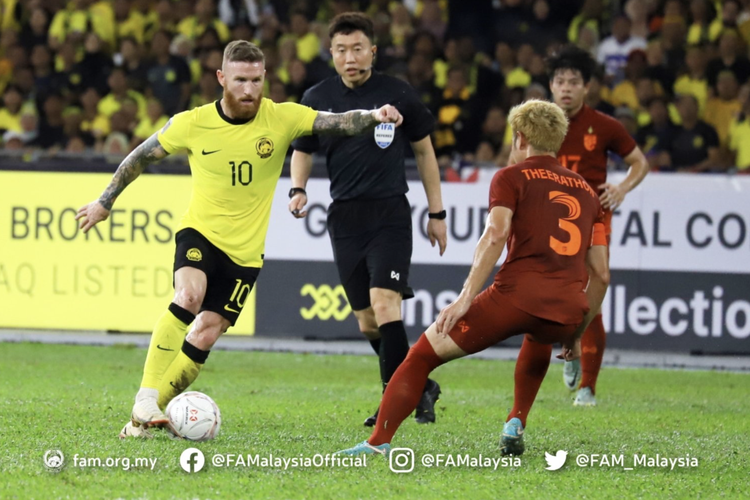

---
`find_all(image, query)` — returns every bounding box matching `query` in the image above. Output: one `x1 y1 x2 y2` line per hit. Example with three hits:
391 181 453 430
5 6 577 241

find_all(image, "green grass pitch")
1 342 748 499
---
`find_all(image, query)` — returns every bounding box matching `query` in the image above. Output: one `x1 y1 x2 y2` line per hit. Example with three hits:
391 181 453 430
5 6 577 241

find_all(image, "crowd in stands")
1 0 750 173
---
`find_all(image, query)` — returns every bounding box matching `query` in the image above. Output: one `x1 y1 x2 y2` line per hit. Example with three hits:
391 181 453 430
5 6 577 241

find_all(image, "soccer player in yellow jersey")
75 40 403 439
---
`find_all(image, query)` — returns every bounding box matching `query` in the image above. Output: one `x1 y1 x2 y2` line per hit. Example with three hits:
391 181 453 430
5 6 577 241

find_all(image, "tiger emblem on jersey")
583 126 597 151
256 137 274 159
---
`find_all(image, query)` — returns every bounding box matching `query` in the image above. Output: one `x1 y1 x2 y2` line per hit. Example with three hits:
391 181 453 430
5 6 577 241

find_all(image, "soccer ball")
166 391 221 441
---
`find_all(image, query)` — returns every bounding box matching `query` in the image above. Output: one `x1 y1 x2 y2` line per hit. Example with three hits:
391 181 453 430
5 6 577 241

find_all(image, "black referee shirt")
292 71 435 201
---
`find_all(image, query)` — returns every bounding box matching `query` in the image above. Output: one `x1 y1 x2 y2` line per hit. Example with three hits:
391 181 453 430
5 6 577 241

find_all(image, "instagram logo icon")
389 448 415 473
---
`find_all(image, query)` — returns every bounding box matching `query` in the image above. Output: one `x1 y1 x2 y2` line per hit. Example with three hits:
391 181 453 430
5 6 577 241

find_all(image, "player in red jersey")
548 46 649 406
336 99 610 457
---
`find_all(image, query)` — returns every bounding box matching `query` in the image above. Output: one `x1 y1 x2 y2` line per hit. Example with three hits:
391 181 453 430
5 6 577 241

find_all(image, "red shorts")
448 285 579 355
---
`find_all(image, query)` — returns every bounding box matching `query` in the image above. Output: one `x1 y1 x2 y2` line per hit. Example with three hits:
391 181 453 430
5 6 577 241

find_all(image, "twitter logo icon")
545 450 568 470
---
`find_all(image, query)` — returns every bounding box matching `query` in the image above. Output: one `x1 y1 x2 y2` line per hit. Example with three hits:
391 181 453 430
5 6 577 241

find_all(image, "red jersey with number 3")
557 105 636 192
489 155 607 325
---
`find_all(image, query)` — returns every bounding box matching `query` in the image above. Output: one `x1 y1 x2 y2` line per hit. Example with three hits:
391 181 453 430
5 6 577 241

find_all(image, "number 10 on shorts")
225 279 251 314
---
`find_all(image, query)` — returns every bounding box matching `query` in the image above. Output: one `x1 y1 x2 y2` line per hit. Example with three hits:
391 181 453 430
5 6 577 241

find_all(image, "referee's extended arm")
412 136 448 256
288 150 313 218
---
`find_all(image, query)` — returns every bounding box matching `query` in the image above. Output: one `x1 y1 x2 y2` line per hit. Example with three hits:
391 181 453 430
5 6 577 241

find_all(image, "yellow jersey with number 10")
157 99 318 267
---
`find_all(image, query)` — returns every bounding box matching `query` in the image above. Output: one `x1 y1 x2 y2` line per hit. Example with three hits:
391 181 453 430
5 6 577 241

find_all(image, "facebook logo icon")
179 448 205 473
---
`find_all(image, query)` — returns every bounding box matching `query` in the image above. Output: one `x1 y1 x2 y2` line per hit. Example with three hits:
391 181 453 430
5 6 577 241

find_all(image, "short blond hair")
223 40 265 67
508 99 568 154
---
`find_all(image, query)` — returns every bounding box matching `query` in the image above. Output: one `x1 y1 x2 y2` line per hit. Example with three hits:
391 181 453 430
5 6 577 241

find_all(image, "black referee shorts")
326 195 414 311
173 228 260 326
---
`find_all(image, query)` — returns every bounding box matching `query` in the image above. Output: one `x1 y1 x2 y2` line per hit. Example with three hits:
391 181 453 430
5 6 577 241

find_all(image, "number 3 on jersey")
548 191 582 256
230 161 253 186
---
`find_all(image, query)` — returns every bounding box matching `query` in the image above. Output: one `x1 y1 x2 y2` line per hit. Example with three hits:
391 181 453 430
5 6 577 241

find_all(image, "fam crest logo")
300 284 351 321
186 248 202 262
256 137 274 158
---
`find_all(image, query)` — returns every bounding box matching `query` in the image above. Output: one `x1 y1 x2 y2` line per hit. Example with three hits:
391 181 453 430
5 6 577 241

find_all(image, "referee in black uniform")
289 12 448 426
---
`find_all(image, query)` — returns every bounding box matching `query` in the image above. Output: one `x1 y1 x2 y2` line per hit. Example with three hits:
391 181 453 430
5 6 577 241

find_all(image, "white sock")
135 387 159 403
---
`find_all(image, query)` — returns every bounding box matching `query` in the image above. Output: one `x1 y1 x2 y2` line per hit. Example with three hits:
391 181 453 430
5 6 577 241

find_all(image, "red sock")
507 336 552 427
580 314 606 394
369 335 443 446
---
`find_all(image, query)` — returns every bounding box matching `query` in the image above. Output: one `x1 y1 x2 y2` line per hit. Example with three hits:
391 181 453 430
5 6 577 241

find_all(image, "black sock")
368 338 381 355
378 320 410 386
182 339 210 364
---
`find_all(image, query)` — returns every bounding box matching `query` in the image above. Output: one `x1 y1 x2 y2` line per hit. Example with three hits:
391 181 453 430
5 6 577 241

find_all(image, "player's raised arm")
76 132 169 233
311 104 403 136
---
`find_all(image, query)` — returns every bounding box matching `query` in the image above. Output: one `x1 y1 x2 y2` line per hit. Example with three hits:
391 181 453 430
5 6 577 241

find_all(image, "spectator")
610 49 648 110
727 86 750 173
389 3 414 60
669 93 721 172
712 0 743 42
597 15 647 85
645 39 675 97
661 1 688 76
16 108 39 145
434 66 479 160
20 7 50 52
177 0 230 44
687 0 716 45
625 0 652 40
61 106 85 147
636 95 680 168
407 52 440 115
504 44 534 90
114 0 145 44
98 66 146 119
151 0 178 36
704 70 742 147
190 70 221 109
65 135 87 153
48 0 96 50
76 33 114 95
585 66 615 116
477 106 506 158
51 41 83 97
674 44 709 115
33 92 66 149
2 132 24 150
284 58 308 103
418 0 446 42
615 105 638 136
30 44 55 100
267 76 288 103
528 0 567 53
79 86 109 146
705 29 750 90
118 37 149 93
131 98 167 147
568 0 603 45
0 84 24 133
146 30 191 115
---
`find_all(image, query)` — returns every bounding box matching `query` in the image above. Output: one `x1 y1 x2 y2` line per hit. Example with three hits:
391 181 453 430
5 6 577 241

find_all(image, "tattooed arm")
76 133 169 233
312 104 403 136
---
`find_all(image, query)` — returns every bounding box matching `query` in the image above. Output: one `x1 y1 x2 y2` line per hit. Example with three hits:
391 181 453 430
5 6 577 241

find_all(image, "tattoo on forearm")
98 134 168 209
312 111 377 135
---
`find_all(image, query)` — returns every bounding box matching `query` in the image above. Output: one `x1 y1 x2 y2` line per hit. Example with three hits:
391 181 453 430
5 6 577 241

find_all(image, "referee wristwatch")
428 210 447 220
288 187 306 198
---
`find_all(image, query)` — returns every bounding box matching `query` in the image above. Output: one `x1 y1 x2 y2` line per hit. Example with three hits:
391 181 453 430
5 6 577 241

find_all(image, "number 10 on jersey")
230 161 253 186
